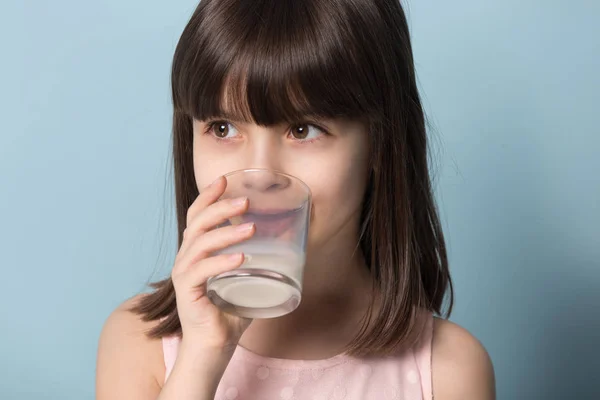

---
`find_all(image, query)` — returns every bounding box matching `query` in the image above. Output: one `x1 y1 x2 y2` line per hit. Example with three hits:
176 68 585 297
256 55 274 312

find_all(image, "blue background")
1 1 598 399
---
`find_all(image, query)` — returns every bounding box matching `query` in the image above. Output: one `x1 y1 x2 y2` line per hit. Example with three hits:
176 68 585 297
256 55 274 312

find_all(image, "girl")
97 0 495 399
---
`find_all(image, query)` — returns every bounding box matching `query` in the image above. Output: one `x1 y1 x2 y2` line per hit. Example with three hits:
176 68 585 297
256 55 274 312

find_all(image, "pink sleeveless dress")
162 311 434 400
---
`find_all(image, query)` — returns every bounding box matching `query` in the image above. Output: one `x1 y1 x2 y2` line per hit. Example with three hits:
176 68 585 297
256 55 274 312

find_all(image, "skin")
96 116 495 399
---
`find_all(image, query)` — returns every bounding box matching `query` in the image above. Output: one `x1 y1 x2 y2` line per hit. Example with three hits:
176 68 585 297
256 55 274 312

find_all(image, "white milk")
210 239 305 313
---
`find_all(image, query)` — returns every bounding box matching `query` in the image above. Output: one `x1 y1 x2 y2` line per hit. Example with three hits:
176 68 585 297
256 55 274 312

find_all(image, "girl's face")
192 116 370 250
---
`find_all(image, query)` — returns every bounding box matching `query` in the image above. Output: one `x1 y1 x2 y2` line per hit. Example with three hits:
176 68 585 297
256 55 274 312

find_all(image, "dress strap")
162 335 180 383
413 310 434 400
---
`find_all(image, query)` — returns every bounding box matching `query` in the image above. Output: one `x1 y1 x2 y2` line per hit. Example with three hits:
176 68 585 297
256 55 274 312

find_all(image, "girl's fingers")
172 253 245 290
179 196 250 255
177 222 255 270
186 196 249 239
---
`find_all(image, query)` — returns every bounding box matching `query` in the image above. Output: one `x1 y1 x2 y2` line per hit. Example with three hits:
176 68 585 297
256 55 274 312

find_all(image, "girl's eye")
208 121 239 139
205 121 325 142
289 124 323 141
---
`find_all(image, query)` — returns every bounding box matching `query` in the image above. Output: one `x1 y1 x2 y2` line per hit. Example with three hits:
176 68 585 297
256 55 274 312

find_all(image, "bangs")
171 0 382 125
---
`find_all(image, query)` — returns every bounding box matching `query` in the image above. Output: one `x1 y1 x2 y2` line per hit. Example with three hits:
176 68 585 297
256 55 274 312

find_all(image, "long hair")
131 0 453 356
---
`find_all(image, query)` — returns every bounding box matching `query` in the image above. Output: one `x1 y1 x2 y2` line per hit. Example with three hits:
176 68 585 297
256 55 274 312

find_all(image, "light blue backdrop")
1 1 598 399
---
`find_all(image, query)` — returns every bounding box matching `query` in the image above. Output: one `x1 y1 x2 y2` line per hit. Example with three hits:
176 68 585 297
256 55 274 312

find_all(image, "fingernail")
236 222 254 232
231 197 248 207
228 253 243 262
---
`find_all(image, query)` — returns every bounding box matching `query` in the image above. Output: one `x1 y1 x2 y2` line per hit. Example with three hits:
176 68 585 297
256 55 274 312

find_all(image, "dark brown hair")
132 0 453 356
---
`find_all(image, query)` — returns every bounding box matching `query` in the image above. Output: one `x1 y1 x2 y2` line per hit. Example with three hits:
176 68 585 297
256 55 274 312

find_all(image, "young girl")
97 0 495 399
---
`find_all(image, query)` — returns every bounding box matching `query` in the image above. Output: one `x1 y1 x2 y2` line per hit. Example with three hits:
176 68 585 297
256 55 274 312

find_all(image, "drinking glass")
206 169 312 318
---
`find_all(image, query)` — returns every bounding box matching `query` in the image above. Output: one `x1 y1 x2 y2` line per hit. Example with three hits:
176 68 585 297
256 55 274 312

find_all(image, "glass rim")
221 168 312 200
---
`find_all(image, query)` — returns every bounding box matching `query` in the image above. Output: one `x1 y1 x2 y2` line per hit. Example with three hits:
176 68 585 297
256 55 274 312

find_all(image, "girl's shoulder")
96 294 165 397
431 317 495 400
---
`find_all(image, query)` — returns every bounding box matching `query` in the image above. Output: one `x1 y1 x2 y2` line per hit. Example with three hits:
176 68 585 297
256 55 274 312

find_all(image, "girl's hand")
170 176 255 354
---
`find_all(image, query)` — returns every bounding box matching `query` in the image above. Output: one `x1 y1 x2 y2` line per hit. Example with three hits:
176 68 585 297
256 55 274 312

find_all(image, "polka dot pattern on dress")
163 311 435 400
280 386 294 400
406 369 419 384
225 387 239 400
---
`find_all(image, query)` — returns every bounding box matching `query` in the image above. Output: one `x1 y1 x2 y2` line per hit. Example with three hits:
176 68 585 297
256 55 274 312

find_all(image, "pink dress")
162 311 433 400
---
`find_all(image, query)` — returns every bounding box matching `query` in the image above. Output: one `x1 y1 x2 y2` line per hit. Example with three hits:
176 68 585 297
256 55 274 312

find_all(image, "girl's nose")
242 169 291 193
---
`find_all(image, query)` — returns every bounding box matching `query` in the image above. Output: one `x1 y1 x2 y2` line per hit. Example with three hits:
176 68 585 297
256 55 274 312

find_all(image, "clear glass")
206 169 312 318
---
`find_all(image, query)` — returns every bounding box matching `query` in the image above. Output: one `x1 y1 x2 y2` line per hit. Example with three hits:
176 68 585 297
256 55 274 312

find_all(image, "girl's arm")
431 318 496 400
96 297 164 400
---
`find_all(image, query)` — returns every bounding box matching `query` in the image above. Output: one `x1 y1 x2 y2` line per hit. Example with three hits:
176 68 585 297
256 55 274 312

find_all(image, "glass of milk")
206 169 312 318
